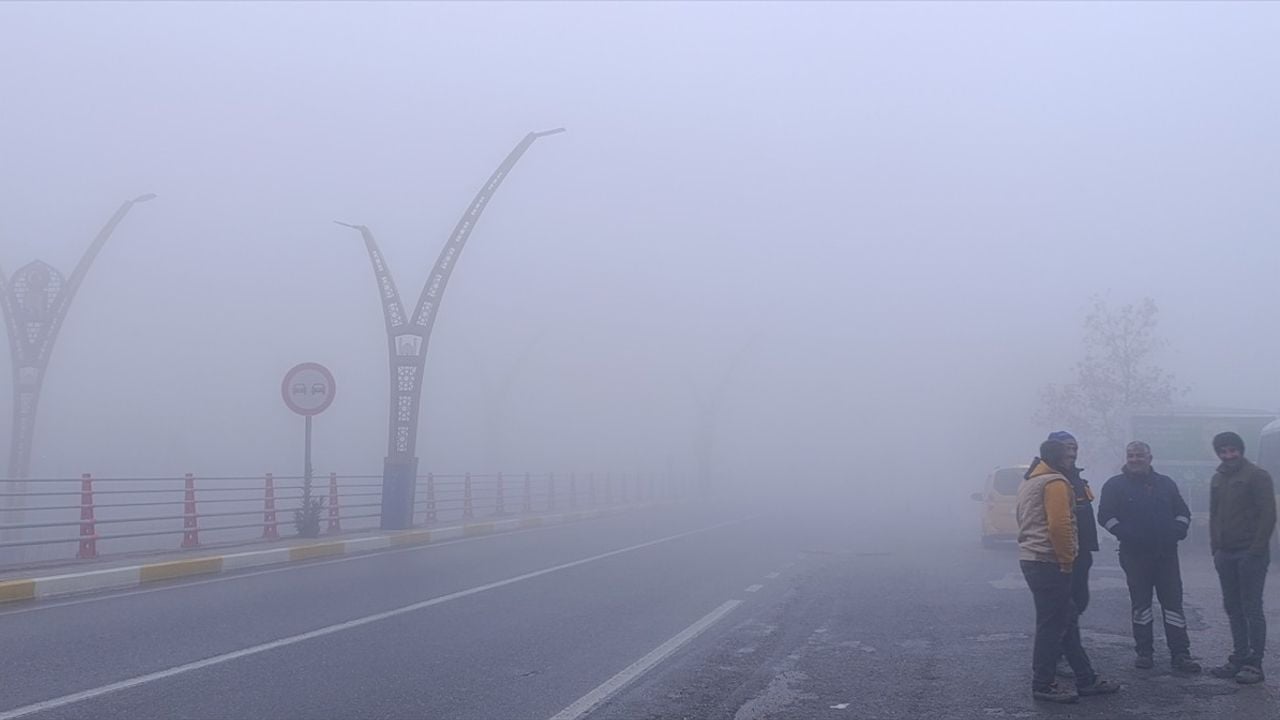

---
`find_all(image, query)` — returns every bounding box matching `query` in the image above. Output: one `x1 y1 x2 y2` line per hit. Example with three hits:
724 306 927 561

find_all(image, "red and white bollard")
327 472 341 533
523 472 532 514
464 472 474 519
181 473 200 549
496 472 506 515
262 473 279 540
77 473 97 559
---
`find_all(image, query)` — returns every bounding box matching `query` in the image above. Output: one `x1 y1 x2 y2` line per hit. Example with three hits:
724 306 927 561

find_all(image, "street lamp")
337 130 563 529
689 338 757 497
457 327 549 471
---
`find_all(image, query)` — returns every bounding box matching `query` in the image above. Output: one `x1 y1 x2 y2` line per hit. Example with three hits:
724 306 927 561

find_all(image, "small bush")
294 496 325 538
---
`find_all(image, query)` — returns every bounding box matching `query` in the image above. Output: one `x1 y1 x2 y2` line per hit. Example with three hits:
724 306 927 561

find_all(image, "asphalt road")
592 513 1280 720
0 502 1277 719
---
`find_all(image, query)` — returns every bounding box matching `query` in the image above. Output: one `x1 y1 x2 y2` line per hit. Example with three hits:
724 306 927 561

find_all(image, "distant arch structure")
1 194 156 481
337 129 563 529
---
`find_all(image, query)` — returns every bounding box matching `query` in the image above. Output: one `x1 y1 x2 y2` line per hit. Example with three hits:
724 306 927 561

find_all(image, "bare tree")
1037 296 1184 468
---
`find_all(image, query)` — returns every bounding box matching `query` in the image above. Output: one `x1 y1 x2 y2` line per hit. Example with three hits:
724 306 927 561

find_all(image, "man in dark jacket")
1097 441 1201 673
1050 431 1099 679
1208 431 1276 685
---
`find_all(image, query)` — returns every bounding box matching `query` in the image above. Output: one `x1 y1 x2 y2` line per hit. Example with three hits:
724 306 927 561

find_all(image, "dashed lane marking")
548 599 742 720
745 584 764 593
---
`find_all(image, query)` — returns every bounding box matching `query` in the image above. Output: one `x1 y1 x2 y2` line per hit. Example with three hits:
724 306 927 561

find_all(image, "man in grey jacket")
1208 431 1276 685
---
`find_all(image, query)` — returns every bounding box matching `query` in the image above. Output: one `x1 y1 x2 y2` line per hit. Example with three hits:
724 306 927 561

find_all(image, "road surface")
0 502 1275 719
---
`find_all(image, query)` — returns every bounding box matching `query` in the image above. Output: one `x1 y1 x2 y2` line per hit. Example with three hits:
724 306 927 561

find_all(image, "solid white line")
0 518 751 720
0 514 628 617
744 584 763 593
548 599 742 720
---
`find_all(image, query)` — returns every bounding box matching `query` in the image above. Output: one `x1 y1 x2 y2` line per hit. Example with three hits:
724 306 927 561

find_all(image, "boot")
1077 677 1122 697
1032 683 1079 704
1171 654 1201 674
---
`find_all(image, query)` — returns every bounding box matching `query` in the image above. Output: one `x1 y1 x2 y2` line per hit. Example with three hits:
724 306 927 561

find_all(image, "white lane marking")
745 584 764 593
0 518 752 720
765 572 780 579
831 703 850 709
548 599 741 720
0 513 685 617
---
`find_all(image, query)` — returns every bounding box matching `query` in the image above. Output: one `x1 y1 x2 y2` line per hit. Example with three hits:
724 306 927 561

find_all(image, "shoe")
1236 665 1264 685
1077 678 1121 697
1171 655 1202 674
1033 683 1079 704
1056 658 1075 678
1134 655 1154 669
1210 660 1242 679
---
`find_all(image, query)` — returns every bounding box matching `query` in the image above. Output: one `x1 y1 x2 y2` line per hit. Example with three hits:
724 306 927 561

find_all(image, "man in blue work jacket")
1097 441 1201 674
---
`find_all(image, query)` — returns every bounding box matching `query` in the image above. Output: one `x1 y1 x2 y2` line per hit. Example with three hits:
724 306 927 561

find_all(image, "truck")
1130 407 1278 546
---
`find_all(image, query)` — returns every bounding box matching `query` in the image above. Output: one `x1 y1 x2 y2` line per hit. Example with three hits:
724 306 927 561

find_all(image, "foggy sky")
2 2 1278 506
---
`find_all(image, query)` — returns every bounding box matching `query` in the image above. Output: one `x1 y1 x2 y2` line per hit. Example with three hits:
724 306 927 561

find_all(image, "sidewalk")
0 504 654 605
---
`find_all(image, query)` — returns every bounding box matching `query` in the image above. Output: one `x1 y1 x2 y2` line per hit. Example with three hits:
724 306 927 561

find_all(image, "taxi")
971 465 1027 548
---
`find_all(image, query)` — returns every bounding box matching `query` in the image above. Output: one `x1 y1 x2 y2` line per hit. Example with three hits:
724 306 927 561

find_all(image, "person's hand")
1060 564 1073 574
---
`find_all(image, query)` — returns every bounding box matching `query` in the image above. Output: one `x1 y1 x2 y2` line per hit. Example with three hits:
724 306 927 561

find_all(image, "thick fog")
2 2 1279 524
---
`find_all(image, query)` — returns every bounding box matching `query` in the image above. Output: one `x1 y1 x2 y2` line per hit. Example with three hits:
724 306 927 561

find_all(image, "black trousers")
1071 551 1093 615
1119 547 1190 658
1214 549 1269 668
1022 560 1095 689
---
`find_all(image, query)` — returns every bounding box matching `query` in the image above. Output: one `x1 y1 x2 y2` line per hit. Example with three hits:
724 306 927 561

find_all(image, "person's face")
1125 446 1152 474
1063 440 1079 469
1216 445 1243 466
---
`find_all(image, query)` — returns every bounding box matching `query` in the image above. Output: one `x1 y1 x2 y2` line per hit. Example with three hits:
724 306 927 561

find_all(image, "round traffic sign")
282 363 336 416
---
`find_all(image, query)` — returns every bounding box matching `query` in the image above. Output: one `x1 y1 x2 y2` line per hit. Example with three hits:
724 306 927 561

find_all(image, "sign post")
281 363 336 532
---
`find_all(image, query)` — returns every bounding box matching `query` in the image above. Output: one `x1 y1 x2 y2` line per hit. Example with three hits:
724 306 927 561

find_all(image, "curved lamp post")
338 129 563 529
457 327 549 472
690 337 757 497
1 194 156 481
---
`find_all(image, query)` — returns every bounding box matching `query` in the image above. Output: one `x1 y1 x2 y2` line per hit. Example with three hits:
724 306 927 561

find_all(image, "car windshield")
992 469 1023 496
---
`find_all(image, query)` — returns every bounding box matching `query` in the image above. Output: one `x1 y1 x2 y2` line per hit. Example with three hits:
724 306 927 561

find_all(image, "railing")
0 470 678 567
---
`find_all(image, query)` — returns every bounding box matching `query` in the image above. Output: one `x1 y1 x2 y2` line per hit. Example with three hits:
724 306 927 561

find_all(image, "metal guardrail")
0 470 677 566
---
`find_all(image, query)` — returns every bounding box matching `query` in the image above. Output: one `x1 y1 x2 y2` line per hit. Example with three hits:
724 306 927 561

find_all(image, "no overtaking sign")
282 362 335 416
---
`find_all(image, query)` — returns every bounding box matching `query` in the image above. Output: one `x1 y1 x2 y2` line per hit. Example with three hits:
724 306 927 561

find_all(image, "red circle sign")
282 363 336 416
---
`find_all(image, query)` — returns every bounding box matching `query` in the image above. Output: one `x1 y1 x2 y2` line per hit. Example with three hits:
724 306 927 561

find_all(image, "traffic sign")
281 363 336 416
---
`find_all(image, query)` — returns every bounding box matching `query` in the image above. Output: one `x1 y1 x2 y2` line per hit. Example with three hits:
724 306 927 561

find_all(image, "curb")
0 505 647 605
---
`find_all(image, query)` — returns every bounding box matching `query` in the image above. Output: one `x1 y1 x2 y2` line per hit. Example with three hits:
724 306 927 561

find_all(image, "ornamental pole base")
380 456 419 530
